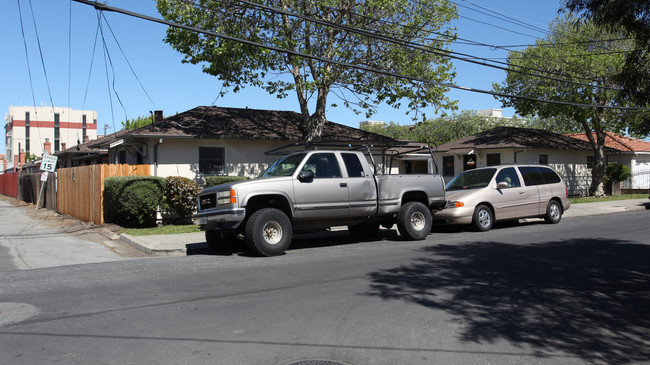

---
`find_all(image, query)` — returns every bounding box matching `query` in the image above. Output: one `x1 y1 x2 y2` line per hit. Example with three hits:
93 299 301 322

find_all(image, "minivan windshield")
260 153 306 177
446 168 497 191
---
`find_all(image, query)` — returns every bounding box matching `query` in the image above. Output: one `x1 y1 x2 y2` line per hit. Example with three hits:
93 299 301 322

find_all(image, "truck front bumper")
193 207 246 231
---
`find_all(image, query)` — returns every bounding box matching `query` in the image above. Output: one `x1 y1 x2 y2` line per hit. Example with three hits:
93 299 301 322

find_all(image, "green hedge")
104 176 165 228
204 176 249 187
162 176 200 224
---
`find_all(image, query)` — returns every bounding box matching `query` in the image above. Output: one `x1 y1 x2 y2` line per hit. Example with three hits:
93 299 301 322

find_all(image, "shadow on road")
365 238 650 364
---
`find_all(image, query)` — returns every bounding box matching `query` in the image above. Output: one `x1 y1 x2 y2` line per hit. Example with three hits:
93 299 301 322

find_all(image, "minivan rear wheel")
544 200 562 224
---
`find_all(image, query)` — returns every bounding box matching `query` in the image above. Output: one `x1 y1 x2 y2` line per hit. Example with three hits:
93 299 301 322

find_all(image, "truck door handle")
340 183 348 187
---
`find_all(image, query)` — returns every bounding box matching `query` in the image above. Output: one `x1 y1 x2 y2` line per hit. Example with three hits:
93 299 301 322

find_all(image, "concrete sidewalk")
119 198 650 257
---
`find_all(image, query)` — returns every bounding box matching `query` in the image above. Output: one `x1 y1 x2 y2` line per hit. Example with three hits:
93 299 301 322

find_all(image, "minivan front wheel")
544 200 562 224
472 204 493 232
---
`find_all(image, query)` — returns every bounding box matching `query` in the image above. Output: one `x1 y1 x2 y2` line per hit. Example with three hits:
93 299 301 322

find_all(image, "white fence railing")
622 169 650 190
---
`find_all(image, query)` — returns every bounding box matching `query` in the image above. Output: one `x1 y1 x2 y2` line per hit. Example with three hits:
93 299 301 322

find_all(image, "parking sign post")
36 154 58 210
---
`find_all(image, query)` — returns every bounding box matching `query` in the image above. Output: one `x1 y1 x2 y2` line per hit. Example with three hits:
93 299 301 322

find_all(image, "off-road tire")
397 201 432 240
245 208 292 256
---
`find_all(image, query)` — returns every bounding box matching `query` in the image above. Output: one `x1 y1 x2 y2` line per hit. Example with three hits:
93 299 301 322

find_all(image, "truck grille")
199 193 217 210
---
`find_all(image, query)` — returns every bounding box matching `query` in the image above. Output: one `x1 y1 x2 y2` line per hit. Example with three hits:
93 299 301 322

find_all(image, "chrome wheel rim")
478 209 491 228
262 221 282 245
411 211 426 231
550 203 560 220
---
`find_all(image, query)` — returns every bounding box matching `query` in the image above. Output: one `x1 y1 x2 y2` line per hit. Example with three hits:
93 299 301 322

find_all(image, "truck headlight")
217 189 237 205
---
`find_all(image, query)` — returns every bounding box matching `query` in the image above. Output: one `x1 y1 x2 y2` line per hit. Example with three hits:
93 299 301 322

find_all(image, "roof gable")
567 132 650 152
124 106 396 143
437 126 593 153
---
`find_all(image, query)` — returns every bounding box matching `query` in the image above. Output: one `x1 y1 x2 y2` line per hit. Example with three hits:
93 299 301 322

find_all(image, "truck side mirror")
298 169 314 182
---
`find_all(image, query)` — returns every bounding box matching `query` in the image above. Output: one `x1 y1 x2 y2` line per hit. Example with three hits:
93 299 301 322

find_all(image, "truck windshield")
445 168 497 191
260 153 307 177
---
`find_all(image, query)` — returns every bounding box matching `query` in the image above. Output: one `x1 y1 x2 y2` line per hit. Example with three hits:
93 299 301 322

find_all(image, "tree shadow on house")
365 239 650 364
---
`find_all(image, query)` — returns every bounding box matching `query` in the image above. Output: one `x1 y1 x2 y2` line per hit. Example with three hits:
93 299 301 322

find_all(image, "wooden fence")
57 164 150 225
0 171 19 198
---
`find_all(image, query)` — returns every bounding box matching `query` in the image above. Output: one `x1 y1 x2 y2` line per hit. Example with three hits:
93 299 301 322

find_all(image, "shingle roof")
567 132 650 152
113 106 396 143
437 126 594 153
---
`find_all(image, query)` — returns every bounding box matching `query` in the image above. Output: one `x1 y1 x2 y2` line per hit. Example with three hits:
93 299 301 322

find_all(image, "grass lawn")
119 224 200 236
569 193 647 204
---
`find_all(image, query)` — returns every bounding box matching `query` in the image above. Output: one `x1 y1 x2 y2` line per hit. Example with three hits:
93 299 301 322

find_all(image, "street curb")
119 233 187 257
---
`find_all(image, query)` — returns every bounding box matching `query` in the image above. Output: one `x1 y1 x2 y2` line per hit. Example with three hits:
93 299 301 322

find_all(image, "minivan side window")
518 167 544 186
538 167 561 184
495 167 521 188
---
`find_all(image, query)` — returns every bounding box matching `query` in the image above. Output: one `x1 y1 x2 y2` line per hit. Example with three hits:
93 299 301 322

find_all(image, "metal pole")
35 172 47 210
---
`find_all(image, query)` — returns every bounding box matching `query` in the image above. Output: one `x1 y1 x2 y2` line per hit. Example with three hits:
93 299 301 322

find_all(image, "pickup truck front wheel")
245 208 292 256
397 202 432 240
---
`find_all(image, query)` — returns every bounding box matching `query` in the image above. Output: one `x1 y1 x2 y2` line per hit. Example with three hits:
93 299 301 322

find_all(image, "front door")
293 152 350 219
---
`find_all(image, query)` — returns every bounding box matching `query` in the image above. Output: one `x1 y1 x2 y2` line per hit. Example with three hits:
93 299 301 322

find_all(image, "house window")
486 153 501 166
54 113 60 152
442 156 454 176
25 112 30 153
199 146 225 174
586 155 594 169
463 154 477 171
82 114 87 141
539 154 549 165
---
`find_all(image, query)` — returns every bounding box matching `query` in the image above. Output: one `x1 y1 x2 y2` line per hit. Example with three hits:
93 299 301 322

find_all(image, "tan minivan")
434 164 571 231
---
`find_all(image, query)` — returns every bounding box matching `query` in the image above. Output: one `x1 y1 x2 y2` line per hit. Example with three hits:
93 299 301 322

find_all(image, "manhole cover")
287 360 351 365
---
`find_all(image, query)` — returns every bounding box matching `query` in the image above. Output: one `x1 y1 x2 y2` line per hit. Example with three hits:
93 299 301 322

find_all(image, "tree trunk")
587 110 608 197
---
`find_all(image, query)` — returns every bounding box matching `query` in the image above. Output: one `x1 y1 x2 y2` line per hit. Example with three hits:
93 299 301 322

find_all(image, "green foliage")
605 163 631 183
562 0 650 107
156 0 459 141
360 122 412 140
103 176 165 228
204 176 249 188
162 176 201 223
25 153 38 162
493 14 649 196
121 115 154 130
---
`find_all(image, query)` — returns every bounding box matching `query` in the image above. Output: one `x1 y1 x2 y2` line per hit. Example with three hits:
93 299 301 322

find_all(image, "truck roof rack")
265 141 440 174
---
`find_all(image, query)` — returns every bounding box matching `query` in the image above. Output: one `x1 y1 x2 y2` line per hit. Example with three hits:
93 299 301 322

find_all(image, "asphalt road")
1 211 650 365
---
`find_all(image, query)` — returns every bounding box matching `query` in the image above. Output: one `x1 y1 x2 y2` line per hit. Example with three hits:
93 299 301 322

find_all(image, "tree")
156 0 458 141
360 121 412 140
410 110 526 146
122 115 154 130
561 0 650 106
493 15 648 196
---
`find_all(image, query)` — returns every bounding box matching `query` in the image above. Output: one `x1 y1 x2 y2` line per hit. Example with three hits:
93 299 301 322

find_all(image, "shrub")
204 176 248 187
605 163 631 183
162 176 200 223
104 176 165 228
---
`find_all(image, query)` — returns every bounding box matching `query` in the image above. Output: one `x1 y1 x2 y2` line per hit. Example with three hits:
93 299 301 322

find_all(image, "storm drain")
287 360 351 365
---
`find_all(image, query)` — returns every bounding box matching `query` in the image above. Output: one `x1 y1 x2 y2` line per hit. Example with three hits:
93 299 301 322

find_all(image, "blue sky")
1 0 561 153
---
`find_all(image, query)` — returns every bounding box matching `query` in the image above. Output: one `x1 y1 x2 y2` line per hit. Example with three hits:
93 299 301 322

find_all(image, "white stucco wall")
145 138 291 182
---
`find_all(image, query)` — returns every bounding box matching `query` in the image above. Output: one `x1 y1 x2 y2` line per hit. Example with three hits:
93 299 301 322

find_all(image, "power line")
210 0 620 91
70 0 649 111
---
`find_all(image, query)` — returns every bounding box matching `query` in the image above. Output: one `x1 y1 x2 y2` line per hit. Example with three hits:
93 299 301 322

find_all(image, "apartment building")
4 106 97 163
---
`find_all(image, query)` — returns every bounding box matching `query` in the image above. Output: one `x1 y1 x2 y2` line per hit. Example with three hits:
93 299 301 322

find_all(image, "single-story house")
429 126 600 196
568 132 650 191
85 106 398 182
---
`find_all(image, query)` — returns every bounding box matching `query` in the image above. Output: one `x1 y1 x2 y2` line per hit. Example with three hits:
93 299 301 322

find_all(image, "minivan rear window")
538 167 561 184
518 167 544 186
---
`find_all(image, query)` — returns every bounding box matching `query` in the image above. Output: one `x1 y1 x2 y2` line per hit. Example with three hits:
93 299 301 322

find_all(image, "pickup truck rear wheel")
245 208 292 256
397 202 432 240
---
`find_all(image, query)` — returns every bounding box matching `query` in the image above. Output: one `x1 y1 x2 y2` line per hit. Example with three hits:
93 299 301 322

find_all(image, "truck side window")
304 153 342 178
341 153 365 177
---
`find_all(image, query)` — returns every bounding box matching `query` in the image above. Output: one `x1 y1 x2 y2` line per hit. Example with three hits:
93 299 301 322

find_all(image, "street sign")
40 171 49 182
40 154 58 172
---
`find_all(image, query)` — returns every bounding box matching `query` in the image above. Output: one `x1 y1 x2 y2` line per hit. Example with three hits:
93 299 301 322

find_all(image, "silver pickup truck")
194 144 446 256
